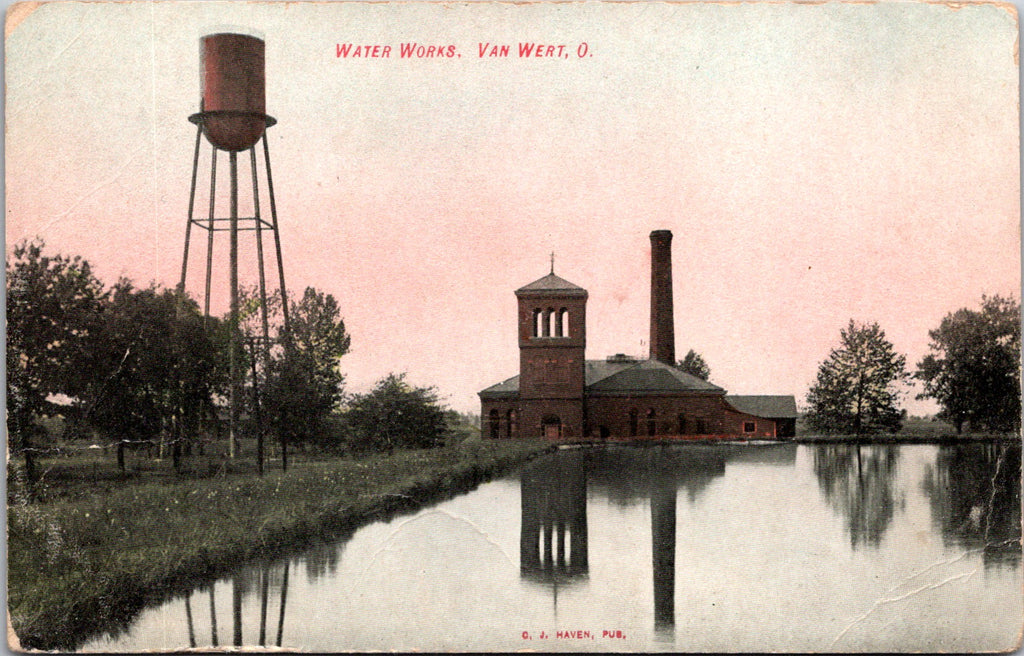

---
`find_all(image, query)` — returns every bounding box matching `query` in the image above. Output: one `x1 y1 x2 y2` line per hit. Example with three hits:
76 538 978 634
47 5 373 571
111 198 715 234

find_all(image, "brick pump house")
479 230 797 441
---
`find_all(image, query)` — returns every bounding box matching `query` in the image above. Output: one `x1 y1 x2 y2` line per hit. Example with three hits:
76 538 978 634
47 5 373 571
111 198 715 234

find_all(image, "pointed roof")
515 273 587 296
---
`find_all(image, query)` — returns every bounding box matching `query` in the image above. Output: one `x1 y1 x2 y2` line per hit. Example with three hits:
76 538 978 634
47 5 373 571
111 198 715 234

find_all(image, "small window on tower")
744 421 756 433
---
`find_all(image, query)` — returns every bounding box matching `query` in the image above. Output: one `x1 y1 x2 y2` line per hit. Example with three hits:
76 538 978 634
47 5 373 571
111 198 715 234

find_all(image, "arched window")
533 309 543 337
542 415 561 440
554 308 563 337
506 409 517 439
647 408 657 436
629 409 639 437
677 413 687 435
546 308 556 337
489 409 500 439
559 308 569 337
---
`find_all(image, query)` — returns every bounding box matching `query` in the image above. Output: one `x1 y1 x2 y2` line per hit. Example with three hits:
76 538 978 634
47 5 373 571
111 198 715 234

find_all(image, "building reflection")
520 444 796 640
922 442 1021 568
520 451 589 582
812 444 901 548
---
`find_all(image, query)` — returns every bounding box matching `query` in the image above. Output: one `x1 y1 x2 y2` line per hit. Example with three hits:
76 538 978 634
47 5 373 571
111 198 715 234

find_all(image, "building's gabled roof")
478 375 520 397
515 273 587 295
587 359 724 395
725 395 798 419
584 359 638 386
479 358 725 398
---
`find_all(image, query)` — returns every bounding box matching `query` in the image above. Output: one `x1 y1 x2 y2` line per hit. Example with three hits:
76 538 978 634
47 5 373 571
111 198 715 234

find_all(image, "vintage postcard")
5 0 1021 652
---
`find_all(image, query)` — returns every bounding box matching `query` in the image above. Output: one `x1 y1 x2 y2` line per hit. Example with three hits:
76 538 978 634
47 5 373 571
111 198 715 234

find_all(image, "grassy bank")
8 439 554 650
789 416 1020 443
785 433 1019 444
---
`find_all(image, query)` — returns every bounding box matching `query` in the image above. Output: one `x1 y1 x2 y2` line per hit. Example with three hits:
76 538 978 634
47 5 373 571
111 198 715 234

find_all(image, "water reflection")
587 446 730 506
519 445 797 639
922 442 1022 568
650 463 675 640
520 451 589 583
80 442 1021 652
303 540 343 581
813 444 902 548
178 560 292 648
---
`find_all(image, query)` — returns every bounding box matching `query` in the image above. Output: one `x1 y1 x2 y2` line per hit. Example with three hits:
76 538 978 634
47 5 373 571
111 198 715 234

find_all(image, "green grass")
791 415 1018 442
7 439 553 650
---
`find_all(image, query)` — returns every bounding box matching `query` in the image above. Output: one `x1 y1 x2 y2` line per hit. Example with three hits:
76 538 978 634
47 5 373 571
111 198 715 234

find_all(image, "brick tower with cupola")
479 230 799 442
514 269 588 440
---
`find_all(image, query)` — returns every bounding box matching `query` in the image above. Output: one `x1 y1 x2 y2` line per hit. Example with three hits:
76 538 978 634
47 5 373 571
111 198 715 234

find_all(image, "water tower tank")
201 33 266 152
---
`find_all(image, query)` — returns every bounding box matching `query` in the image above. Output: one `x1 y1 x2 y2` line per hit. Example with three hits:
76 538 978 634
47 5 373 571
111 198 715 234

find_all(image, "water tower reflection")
182 559 290 649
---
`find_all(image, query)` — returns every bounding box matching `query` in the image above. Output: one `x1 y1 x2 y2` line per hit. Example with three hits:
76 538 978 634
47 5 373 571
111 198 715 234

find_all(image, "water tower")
178 32 290 460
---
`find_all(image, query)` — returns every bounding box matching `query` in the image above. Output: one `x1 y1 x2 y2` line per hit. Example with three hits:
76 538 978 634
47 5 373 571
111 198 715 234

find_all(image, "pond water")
81 442 1022 652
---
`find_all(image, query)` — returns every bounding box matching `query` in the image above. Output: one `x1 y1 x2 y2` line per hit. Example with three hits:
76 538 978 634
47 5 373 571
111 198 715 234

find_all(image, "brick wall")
585 393 776 439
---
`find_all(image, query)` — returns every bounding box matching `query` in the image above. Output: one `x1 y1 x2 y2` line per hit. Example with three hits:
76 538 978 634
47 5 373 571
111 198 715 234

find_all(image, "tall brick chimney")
649 230 675 365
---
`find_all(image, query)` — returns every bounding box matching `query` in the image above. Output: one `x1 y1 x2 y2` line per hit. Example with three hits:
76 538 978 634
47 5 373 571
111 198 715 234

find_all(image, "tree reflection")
922 443 1021 568
304 542 342 582
813 445 902 548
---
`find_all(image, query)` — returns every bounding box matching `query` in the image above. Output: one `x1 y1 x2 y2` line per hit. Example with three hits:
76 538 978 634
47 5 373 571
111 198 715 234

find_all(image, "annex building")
479 230 797 441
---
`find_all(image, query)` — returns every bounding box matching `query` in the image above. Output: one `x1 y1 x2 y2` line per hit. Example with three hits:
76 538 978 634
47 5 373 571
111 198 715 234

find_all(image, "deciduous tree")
261 287 351 463
678 349 711 381
805 320 908 435
6 239 107 486
87 281 223 471
346 373 449 452
916 295 1020 433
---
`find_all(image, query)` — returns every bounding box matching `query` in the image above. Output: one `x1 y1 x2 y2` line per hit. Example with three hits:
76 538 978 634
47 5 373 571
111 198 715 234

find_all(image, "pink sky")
6 1 1019 414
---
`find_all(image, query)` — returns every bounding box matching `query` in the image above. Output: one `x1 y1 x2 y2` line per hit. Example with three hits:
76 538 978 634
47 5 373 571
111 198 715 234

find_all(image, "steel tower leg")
228 151 239 460
179 119 288 471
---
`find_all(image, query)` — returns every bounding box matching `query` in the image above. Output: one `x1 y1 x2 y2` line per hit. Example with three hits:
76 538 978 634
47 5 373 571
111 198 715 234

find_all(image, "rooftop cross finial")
550 251 555 274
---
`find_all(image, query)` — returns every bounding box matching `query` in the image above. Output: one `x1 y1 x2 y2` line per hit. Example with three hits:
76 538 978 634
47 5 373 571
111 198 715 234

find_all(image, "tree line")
648 304 1016 437
7 239 466 491
804 296 1020 435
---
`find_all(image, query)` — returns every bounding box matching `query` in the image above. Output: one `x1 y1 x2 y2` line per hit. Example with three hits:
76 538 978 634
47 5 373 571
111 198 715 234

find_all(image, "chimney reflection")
520 453 589 582
651 468 676 637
